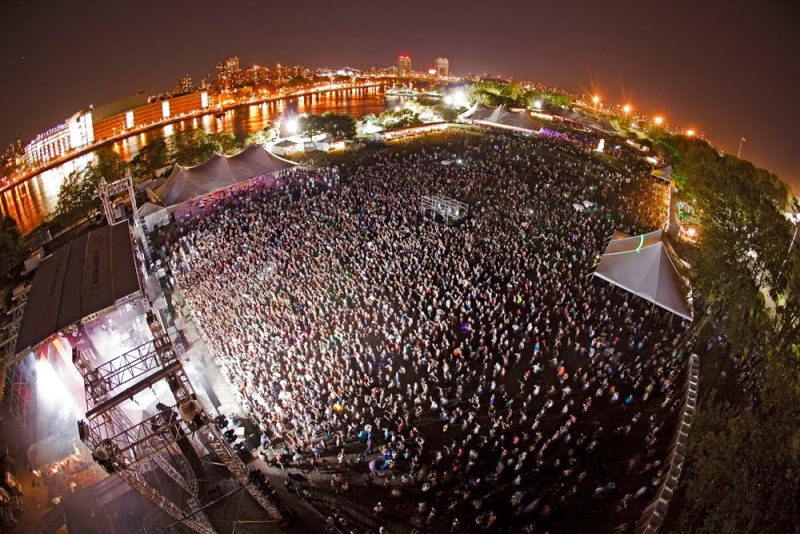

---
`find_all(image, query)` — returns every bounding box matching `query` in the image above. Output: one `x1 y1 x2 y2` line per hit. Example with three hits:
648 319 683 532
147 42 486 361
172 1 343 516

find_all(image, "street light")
686 129 695 137
592 95 600 109
623 104 631 116
654 116 663 126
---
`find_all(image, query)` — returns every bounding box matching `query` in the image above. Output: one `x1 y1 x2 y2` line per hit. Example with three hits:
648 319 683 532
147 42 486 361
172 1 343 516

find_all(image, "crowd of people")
165 130 690 533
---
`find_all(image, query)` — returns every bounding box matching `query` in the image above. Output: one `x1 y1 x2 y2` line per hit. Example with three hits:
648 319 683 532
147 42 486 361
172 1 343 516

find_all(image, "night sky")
1 0 798 192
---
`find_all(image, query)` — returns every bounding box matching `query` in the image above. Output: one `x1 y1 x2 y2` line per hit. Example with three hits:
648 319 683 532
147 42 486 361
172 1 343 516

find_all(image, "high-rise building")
176 74 195 95
244 65 269 85
397 55 412 77
215 56 242 88
435 57 449 78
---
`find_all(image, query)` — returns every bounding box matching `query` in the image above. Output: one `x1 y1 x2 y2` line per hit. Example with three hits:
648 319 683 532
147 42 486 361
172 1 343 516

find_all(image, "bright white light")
395 106 401 112
286 117 298 134
687 227 696 237
686 129 695 137
623 105 631 114
654 116 663 125
444 95 453 105
36 359 81 417
533 100 543 110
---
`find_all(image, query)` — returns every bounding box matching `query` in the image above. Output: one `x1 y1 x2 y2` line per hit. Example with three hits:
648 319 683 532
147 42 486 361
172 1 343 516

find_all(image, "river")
2 86 401 235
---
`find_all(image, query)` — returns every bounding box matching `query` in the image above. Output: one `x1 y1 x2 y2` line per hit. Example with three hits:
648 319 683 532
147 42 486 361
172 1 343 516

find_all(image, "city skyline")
1 0 798 191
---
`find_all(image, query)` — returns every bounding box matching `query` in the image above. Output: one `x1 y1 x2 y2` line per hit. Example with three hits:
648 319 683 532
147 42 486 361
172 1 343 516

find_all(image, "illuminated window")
162 101 170 119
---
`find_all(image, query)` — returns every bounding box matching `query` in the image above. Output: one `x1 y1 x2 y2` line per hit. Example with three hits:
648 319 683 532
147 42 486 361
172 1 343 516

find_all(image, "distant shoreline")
1 81 388 196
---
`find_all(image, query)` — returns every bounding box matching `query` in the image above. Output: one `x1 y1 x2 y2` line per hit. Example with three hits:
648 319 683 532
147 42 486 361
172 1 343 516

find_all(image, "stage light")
36 357 82 417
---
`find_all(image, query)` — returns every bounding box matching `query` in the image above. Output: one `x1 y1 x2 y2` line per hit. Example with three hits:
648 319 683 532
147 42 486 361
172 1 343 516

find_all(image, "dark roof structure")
15 222 141 354
460 104 543 132
152 144 296 208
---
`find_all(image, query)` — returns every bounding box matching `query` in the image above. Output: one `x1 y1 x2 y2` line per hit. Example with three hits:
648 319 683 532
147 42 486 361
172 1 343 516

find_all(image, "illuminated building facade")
435 57 449 78
23 110 95 167
176 74 196 95
216 56 241 88
397 55 412 77
91 92 209 141
23 125 71 167
244 65 269 85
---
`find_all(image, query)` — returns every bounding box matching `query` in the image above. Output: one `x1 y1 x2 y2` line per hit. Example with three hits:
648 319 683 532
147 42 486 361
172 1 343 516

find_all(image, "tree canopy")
0 216 25 278
171 128 222 167
466 81 572 111
376 108 423 129
298 113 357 139
680 360 800 533
130 138 170 181
657 128 800 532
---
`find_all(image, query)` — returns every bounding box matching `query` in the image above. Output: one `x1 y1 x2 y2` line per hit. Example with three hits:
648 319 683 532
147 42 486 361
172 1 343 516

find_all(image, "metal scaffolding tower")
74 312 285 534
421 195 469 224
4 355 36 436
2 281 35 436
98 173 139 227
98 172 153 267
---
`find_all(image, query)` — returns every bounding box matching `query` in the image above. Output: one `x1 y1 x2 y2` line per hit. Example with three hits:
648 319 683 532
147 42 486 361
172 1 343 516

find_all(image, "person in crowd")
165 130 686 532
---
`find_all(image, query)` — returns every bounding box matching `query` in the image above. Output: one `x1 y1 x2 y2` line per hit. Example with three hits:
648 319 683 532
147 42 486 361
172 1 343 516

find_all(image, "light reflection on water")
0 87 388 234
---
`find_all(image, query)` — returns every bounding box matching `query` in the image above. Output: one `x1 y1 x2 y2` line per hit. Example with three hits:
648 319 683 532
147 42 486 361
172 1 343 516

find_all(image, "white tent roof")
152 144 296 207
594 229 692 320
138 201 166 217
460 103 542 132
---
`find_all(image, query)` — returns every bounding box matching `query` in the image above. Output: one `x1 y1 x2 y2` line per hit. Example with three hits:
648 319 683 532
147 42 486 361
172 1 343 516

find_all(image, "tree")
214 131 240 154
244 122 276 146
92 147 128 182
287 75 310 88
298 113 357 139
376 109 422 129
172 128 221 166
130 138 170 181
54 168 100 225
0 216 25 278
679 362 800 533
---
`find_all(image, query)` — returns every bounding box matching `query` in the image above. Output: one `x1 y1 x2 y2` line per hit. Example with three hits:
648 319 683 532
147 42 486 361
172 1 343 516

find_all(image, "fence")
636 352 699 533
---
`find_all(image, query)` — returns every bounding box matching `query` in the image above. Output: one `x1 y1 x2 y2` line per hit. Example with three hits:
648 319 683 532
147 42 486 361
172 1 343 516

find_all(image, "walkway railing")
636 352 699 533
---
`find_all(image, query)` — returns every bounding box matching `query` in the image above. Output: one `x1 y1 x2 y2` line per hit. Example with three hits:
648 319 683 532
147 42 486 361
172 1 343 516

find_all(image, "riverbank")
0 81 388 197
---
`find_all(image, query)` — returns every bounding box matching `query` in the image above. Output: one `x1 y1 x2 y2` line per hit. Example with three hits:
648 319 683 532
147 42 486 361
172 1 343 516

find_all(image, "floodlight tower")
74 310 285 534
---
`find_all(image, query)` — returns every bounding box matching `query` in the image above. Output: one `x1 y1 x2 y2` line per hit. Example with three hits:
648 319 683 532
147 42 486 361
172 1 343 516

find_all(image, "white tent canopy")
151 144 296 208
459 103 542 132
594 229 692 320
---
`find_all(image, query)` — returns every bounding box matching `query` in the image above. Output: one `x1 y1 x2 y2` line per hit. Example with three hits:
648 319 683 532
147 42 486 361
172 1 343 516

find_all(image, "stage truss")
4 355 36 436
2 281 35 435
421 195 468 224
74 311 285 534
98 172 153 267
